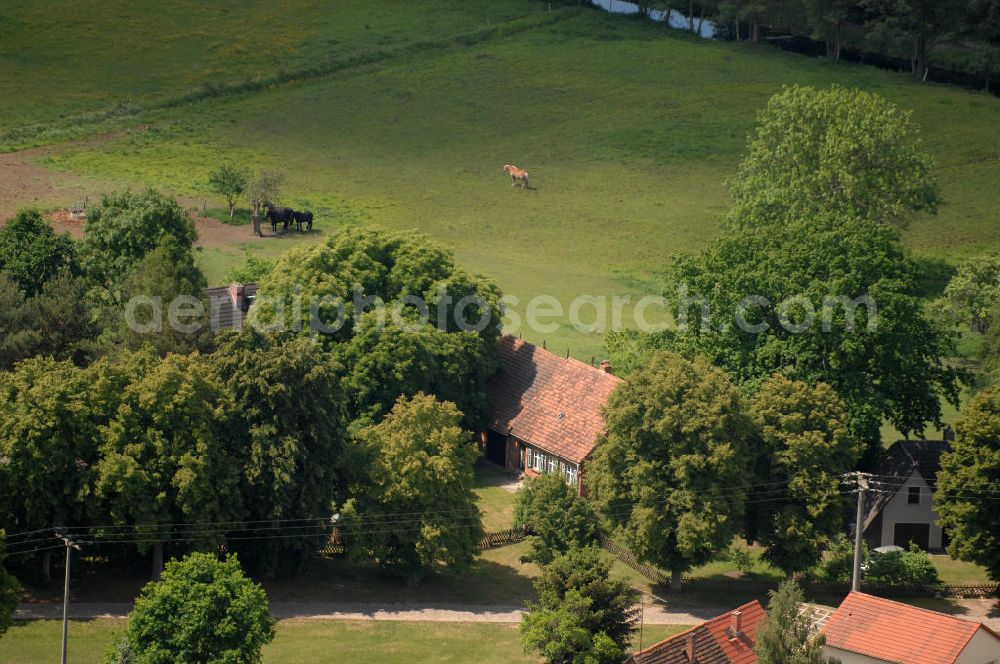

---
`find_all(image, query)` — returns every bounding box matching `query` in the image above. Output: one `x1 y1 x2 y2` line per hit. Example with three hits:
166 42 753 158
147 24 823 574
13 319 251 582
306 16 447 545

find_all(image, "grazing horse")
502 164 529 189
292 210 314 233
265 205 293 233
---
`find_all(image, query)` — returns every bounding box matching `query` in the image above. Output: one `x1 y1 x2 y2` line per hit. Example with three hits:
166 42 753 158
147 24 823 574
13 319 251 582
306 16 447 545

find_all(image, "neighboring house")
862 439 950 551
822 591 1000 664
482 335 620 494
205 282 258 331
626 600 765 664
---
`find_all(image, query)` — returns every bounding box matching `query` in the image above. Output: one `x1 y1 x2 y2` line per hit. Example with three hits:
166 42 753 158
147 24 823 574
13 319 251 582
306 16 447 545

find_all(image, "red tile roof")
628 600 765 664
486 335 621 464
824 592 1000 664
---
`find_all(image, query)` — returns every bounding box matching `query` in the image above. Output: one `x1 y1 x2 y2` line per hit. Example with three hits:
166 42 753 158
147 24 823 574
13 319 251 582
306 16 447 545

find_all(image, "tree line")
565 0 1000 90
0 206 502 589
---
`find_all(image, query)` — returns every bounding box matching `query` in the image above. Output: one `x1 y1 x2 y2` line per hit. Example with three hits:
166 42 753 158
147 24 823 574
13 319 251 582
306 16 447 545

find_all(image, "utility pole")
56 533 81 664
851 472 869 592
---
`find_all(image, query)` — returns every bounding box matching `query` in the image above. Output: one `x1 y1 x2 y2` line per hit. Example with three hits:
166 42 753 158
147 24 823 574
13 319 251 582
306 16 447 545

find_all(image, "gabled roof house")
822 592 1000 663
626 601 766 664
862 438 950 551
482 335 620 494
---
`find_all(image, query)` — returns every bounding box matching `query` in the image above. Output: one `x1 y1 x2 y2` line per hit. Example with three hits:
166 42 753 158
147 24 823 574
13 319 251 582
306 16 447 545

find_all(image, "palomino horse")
502 164 529 189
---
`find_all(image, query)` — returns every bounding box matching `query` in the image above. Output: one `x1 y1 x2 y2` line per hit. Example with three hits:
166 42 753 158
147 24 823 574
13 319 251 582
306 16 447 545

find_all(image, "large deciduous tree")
111 553 274 663
749 375 861 577
81 188 196 293
0 358 98 580
0 209 78 296
341 393 482 584
93 351 241 579
729 85 938 228
114 234 211 356
587 352 751 590
514 473 600 565
252 227 501 427
210 329 352 575
862 0 966 80
939 254 1000 334
935 386 1000 581
520 546 637 664
622 88 957 460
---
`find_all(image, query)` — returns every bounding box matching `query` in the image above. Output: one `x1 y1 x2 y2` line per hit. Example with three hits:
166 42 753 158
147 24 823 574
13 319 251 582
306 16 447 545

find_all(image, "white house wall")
955 628 1000 663
877 470 943 550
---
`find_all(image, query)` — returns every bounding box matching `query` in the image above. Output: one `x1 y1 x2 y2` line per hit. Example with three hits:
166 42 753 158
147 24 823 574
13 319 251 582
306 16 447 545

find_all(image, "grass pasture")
2 3 992 359
0 618 688 663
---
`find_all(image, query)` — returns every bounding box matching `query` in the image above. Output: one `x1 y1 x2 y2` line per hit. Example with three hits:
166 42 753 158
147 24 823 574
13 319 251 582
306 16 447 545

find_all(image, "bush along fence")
598 536 998 600
316 525 532 557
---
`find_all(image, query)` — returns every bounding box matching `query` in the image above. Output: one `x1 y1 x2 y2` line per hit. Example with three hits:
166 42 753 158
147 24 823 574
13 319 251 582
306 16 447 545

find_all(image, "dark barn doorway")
893 523 931 550
485 430 507 467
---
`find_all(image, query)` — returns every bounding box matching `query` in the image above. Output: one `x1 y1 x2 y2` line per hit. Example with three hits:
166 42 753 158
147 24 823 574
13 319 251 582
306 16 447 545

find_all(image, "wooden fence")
479 526 532 550
600 535 670 585
317 525 532 557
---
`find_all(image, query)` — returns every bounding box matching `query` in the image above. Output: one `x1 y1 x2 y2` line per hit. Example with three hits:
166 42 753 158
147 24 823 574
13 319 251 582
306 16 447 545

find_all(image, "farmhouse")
205 281 258 331
482 335 620 494
822 591 1000 663
862 438 950 551
626 600 765 664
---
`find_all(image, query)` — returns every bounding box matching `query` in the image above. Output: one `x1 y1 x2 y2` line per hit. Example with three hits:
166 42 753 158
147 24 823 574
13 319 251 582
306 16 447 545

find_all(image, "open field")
0 618 688 663
1 3 997 363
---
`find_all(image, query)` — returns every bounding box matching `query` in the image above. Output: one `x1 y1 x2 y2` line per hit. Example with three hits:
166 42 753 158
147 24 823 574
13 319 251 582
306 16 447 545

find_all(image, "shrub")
514 473 600 564
113 552 274 663
867 544 940 586
727 542 756 575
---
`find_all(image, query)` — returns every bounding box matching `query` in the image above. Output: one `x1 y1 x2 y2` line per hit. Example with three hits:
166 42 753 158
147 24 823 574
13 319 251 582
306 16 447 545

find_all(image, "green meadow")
3 1 1000 362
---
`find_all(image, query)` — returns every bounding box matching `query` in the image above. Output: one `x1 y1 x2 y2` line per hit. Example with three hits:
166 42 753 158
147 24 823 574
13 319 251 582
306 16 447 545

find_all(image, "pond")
589 0 718 39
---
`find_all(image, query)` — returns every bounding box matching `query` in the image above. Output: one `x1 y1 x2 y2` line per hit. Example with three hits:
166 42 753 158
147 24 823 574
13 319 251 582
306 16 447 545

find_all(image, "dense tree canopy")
514 473 600 564
0 273 38 370
210 329 352 575
587 352 751 589
750 375 861 576
666 207 959 461
521 546 637 664
254 227 502 428
0 209 78 297
935 385 1000 581
729 85 938 228
93 351 241 577
0 533 18 641
113 553 274 664
341 393 482 583
81 189 196 292
939 254 1000 334
0 358 98 540
115 234 211 356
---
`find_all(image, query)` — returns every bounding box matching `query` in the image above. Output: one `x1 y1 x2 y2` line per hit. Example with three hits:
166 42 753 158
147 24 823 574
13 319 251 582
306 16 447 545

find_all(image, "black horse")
265 205 293 233
292 210 314 233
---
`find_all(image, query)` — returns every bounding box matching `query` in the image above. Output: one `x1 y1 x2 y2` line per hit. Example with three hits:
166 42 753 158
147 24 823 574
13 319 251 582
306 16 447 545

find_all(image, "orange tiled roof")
486 335 621 464
627 600 765 664
823 592 999 664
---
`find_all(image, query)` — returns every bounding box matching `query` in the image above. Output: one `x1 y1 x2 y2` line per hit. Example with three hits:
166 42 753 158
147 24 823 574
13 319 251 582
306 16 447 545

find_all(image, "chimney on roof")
599 360 613 375
684 633 695 662
228 283 245 311
730 610 743 638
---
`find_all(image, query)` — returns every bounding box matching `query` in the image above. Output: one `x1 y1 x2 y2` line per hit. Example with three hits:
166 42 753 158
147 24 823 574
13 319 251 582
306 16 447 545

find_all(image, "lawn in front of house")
0 619 689 663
